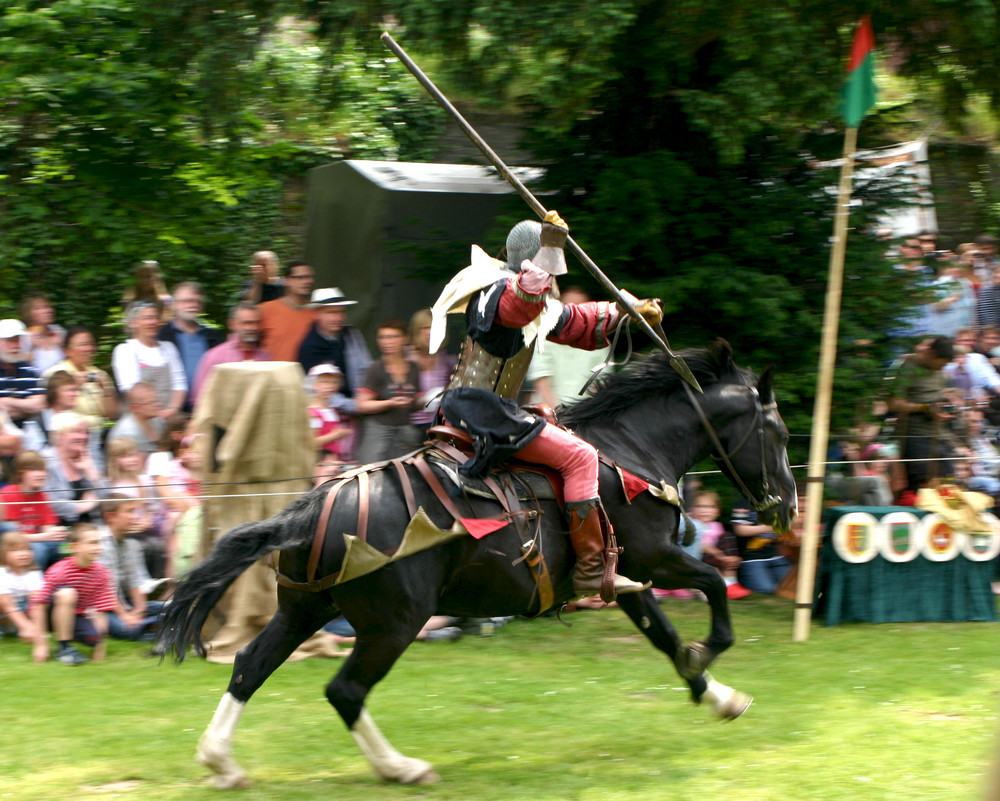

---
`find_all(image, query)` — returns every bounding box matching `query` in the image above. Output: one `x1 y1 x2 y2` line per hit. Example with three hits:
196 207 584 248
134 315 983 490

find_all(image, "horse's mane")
558 344 754 427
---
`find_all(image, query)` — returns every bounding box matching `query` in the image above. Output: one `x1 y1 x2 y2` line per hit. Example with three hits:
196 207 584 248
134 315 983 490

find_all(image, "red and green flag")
839 15 877 128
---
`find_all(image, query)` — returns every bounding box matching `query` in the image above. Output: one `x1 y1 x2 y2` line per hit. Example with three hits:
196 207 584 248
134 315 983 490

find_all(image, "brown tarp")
193 361 344 663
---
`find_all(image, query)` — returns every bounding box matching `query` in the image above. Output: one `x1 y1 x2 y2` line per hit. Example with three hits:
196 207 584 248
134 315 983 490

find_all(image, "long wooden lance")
380 31 702 393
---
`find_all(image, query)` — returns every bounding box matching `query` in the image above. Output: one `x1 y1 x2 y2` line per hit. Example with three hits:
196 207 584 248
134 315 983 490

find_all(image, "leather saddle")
424 401 564 504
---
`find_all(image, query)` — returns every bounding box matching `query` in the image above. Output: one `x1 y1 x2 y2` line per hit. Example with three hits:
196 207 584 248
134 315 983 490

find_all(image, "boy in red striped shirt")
30 522 126 665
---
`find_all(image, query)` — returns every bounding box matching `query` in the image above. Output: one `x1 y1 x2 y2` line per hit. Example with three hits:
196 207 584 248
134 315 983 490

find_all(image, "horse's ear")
758 365 776 404
710 338 733 368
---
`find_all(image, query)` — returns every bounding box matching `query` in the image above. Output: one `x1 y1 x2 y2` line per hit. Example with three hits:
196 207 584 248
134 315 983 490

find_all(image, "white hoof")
198 735 250 789
368 753 436 784
702 673 752 721
411 769 441 785
718 690 753 720
353 708 438 784
379 758 437 785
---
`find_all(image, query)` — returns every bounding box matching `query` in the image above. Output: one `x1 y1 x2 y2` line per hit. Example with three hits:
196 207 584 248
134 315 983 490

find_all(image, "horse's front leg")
616 590 751 720
678 550 736 661
646 547 735 672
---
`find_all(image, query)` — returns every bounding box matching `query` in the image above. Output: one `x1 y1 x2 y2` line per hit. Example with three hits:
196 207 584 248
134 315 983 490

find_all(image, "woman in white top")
20 292 65 374
112 301 187 418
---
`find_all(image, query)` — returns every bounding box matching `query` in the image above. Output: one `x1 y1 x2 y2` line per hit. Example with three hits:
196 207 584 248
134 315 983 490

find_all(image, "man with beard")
190 302 273 405
0 318 45 424
156 282 223 410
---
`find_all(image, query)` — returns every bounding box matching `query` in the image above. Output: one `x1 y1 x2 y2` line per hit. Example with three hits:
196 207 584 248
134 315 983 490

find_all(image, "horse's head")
704 344 797 534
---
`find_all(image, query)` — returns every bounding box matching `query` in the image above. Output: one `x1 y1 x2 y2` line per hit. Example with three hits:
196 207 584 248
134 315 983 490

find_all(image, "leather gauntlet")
618 297 664 327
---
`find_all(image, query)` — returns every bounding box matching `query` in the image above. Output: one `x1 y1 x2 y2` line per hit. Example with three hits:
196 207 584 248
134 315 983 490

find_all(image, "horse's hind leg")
326 601 438 784
199 596 329 788
616 591 752 721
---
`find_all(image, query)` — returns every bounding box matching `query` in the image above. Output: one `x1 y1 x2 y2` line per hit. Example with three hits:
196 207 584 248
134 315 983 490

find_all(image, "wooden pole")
792 126 858 642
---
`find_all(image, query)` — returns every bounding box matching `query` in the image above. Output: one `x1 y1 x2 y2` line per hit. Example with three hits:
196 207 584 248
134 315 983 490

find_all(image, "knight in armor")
430 211 662 600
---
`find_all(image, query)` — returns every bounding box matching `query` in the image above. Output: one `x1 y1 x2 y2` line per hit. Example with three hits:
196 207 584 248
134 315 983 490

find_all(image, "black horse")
158 341 796 788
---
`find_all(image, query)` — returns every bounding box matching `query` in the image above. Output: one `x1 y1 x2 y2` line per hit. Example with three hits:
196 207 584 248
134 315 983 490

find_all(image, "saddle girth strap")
409 455 464 521
392 458 418 519
307 474 352 585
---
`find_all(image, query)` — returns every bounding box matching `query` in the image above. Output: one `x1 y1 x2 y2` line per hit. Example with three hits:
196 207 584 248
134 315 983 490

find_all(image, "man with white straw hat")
298 288 371 415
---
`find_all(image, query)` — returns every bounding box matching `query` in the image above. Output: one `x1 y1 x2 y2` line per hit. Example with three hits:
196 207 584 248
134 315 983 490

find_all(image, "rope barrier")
0 453 988 507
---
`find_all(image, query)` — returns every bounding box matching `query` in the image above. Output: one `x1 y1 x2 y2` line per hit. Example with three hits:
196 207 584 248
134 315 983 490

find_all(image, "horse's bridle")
682 381 782 513
589 319 782 512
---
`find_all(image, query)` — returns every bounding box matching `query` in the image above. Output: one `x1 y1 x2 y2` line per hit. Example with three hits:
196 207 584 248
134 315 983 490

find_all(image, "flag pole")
792 125 858 642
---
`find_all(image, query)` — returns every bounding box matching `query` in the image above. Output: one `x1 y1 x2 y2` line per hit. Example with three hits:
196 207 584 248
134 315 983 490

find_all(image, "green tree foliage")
324 2 931 456
0 2 442 336
4 0 996 466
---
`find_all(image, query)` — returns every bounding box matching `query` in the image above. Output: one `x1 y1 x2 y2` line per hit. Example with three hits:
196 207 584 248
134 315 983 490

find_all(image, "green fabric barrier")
816 506 997 626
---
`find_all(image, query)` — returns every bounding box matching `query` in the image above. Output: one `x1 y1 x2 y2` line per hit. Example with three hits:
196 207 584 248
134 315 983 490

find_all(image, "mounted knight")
430 210 664 600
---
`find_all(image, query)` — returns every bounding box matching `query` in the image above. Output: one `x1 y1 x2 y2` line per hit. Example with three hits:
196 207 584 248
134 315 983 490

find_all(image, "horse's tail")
157 492 322 663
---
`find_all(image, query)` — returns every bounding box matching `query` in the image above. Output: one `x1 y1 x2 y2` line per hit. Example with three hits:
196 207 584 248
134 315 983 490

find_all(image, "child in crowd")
106 436 165 578
146 413 189 485
168 433 204 577
30 522 118 665
692 490 752 600
0 450 66 569
0 530 43 641
307 364 351 462
146 417 200 576
98 494 166 640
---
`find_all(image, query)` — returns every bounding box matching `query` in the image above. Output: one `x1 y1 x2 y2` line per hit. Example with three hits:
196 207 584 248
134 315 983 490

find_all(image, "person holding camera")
887 335 957 503
355 318 422 465
927 259 976 339
41 326 119 432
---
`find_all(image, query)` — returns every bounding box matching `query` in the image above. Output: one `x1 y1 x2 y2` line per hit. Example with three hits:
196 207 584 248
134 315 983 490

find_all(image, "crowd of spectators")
9 232 1000 660
830 232 1000 512
0 255 484 660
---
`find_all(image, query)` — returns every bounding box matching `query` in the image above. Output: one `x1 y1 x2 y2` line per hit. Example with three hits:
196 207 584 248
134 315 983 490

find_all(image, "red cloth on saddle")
619 468 652 502
460 518 510 540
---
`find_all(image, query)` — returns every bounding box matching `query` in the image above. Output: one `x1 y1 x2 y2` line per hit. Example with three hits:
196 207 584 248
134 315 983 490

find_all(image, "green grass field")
2 595 998 801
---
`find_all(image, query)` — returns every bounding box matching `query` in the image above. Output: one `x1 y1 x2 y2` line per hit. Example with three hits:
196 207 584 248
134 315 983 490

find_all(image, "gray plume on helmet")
504 220 542 272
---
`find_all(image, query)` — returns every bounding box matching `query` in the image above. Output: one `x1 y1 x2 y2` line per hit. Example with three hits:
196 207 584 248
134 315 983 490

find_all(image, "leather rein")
682 381 782 514
586 319 782 514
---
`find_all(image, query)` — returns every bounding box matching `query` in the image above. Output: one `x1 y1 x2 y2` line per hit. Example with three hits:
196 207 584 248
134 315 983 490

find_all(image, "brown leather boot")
566 498 650 601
